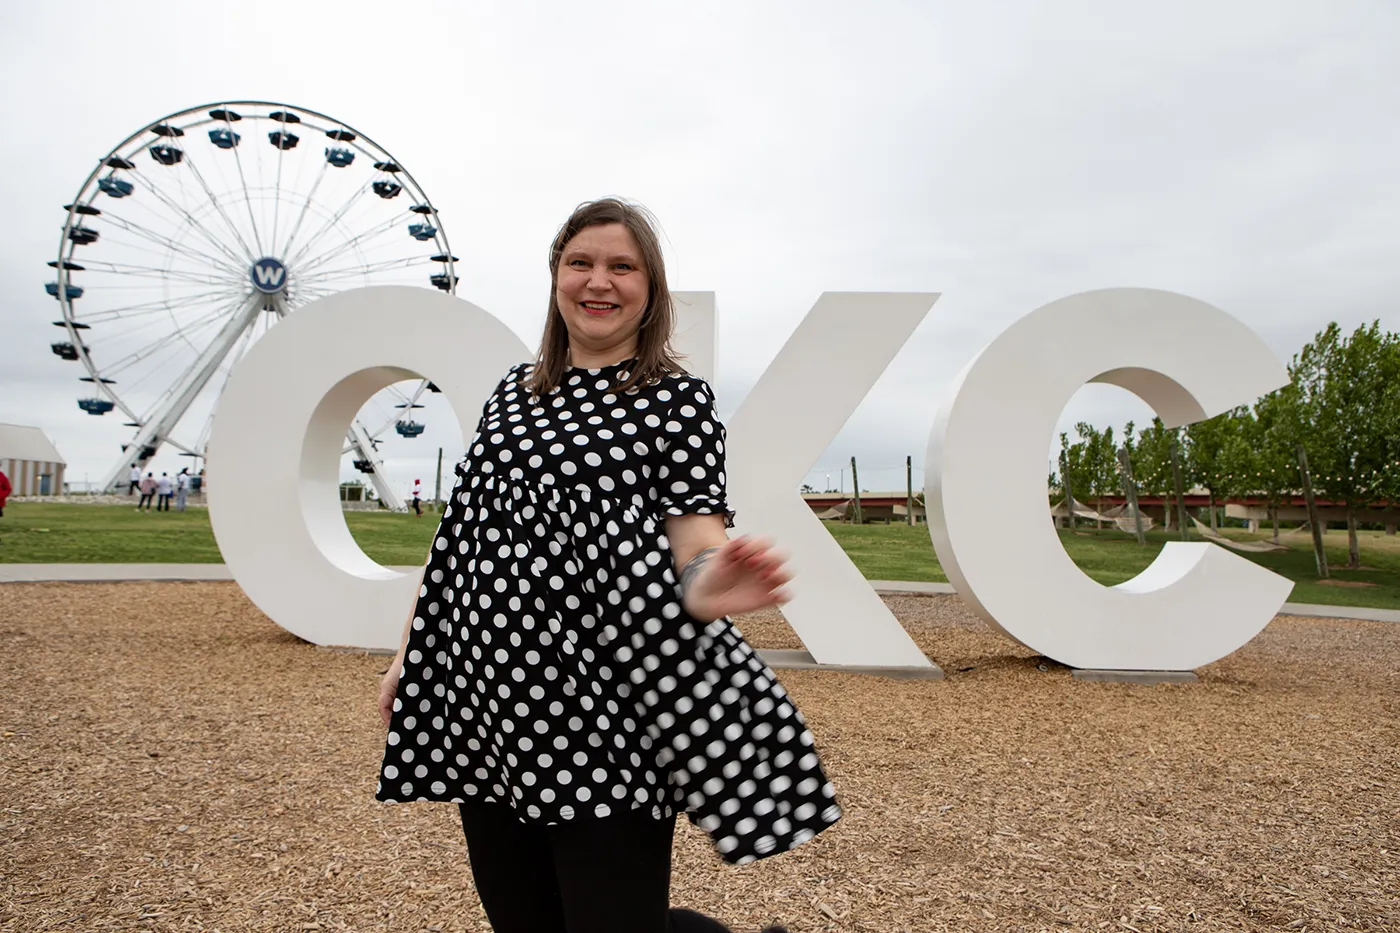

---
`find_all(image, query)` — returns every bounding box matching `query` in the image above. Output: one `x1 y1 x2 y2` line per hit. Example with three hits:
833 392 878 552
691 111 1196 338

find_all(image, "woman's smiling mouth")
580 301 618 315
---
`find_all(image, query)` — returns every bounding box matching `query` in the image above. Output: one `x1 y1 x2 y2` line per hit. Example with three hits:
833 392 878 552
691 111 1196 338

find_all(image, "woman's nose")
587 266 612 290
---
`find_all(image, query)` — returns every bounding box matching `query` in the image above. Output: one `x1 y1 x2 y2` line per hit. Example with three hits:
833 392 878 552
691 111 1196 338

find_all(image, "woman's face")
554 223 650 362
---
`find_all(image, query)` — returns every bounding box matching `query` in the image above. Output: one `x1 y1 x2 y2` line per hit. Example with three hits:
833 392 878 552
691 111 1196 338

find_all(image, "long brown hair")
526 198 684 397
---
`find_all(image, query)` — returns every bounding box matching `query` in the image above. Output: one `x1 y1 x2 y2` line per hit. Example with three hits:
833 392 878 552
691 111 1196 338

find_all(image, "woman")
377 198 840 933
137 472 156 512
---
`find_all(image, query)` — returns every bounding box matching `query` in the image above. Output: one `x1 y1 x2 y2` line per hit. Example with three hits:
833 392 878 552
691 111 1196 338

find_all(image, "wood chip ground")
1 583 1395 932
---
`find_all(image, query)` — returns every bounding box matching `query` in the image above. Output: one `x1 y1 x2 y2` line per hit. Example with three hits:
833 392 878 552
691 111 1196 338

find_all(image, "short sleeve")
657 377 735 527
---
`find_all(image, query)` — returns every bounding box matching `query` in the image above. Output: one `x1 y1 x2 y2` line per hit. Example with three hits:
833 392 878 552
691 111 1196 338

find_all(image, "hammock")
1051 497 1154 532
1050 496 1115 523
1099 502 1156 533
1189 515 1290 552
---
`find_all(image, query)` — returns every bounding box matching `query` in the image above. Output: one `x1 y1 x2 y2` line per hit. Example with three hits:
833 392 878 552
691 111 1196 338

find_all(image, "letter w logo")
255 264 285 287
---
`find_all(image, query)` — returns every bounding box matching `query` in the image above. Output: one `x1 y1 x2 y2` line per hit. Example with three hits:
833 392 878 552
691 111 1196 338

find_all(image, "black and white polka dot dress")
376 360 841 864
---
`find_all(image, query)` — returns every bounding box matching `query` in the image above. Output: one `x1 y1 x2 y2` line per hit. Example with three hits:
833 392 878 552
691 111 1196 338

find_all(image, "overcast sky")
2 0 1397 498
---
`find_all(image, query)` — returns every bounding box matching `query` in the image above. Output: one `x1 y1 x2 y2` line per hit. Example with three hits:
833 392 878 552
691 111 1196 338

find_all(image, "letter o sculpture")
207 286 530 650
926 288 1296 671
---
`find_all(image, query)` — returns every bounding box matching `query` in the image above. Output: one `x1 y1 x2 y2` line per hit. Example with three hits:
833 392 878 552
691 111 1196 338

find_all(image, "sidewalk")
2 565 1396 624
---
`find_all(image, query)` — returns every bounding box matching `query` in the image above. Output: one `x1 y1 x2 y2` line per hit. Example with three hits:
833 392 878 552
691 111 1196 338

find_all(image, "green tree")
1290 322 1400 568
1185 412 1240 531
1132 417 1179 530
1248 388 1304 542
1062 423 1119 525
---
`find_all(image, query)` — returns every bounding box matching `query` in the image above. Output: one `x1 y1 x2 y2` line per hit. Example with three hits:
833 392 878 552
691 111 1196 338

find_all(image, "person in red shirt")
0 468 10 519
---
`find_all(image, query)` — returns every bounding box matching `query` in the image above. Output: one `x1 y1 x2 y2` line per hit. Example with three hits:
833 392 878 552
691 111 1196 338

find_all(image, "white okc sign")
207 285 1293 672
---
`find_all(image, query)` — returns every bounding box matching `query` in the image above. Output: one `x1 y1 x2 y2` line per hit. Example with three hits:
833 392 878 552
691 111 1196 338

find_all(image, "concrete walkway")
2 564 1396 624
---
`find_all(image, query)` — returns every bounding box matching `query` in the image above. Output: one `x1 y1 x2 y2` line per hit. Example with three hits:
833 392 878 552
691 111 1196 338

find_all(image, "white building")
0 423 67 496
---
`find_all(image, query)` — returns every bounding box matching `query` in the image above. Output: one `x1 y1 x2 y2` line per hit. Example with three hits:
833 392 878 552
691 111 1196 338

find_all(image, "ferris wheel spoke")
296 254 426 284
292 212 412 274
79 286 248 322
157 437 199 457
227 131 266 257
81 300 239 329
94 213 247 275
282 181 390 268
98 214 248 277
80 224 244 278
97 301 246 377
270 131 288 254
277 159 330 259
121 161 248 271
176 157 261 262
123 165 252 269
73 259 242 287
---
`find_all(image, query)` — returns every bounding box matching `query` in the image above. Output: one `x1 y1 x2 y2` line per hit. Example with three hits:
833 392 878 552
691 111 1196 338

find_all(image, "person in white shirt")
175 469 191 512
128 465 141 496
411 478 423 516
155 473 173 512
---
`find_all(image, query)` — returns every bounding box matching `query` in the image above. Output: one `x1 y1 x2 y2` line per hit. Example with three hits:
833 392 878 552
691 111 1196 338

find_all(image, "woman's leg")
459 800 567 933
549 806 677 933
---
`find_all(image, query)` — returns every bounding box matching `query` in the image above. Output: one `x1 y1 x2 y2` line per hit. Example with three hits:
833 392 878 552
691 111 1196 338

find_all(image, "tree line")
1051 321 1400 572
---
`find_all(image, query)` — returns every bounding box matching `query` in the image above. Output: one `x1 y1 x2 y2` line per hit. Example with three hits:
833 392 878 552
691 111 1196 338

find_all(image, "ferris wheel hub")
250 257 288 295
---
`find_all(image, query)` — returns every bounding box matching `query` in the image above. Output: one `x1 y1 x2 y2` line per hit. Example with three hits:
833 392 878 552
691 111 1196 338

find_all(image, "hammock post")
434 446 443 510
1296 444 1330 579
849 456 863 525
1116 446 1146 546
1169 433 1189 541
906 455 914 526
1059 449 1076 530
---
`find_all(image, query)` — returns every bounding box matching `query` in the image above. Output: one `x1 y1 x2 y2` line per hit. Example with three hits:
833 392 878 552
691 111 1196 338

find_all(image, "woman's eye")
569 259 588 268
614 263 633 272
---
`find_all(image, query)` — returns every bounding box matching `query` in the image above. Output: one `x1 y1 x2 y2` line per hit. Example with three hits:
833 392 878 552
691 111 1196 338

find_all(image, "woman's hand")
379 655 404 728
680 535 792 622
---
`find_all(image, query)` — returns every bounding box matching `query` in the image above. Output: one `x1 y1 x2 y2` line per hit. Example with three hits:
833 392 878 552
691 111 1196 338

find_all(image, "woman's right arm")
379 565 426 727
378 365 520 727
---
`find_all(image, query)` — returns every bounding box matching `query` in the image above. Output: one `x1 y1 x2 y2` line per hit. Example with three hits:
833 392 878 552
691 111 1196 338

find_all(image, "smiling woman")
527 199 684 396
373 198 829 933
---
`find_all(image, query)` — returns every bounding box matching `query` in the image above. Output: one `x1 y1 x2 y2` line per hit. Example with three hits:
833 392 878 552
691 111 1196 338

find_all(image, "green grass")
814 521 1400 612
0 502 439 566
3 502 1398 611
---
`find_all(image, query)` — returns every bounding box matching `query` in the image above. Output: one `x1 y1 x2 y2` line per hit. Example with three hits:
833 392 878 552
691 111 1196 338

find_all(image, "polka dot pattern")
377 361 841 864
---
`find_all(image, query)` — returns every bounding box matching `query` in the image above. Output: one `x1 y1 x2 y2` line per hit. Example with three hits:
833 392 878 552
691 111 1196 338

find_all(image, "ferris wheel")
49 101 458 506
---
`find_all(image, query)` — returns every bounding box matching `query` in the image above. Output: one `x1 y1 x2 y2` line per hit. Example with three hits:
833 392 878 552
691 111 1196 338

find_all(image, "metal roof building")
0 423 67 496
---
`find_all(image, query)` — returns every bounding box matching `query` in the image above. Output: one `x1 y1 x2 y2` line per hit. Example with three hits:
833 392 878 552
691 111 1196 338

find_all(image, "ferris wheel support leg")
347 421 407 512
97 292 269 492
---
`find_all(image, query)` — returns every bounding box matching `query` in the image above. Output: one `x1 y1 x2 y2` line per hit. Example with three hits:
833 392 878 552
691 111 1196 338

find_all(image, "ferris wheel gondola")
50 101 457 506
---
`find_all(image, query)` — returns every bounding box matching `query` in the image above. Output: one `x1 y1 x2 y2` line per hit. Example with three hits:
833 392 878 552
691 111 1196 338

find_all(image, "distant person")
0 467 10 519
128 464 141 496
175 468 190 512
411 478 423 516
137 473 156 511
155 473 173 511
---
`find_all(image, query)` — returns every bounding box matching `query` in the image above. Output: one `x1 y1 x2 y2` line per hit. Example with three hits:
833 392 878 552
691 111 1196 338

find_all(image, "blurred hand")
681 535 792 622
379 655 404 728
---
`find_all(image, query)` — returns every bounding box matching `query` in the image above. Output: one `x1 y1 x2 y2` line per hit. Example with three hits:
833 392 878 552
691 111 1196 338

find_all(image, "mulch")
1 583 1396 932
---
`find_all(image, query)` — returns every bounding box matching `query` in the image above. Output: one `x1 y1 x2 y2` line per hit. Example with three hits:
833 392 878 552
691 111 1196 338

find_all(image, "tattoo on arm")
680 546 721 596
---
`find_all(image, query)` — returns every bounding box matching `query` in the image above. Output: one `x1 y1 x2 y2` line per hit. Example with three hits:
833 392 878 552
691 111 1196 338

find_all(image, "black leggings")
459 801 735 933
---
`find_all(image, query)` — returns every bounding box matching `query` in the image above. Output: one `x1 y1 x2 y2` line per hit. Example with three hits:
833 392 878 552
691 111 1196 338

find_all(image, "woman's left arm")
658 376 791 621
666 513 791 622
